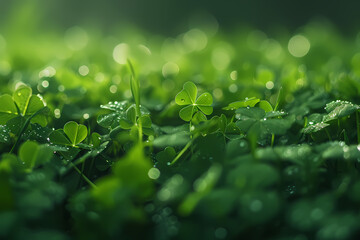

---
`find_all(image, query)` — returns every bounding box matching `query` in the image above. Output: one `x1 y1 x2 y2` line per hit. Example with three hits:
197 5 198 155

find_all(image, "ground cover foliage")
2 21 360 239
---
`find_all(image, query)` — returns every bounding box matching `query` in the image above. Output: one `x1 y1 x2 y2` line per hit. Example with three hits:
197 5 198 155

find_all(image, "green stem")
77 160 86 189
10 107 47 154
137 107 143 145
70 162 97 189
324 128 332 141
356 111 360 144
274 87 283 111
271 134 275 147
170 140 193 165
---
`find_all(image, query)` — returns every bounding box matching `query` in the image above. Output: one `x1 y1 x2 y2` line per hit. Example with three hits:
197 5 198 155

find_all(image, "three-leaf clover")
175 81 213 122
49 121 88 147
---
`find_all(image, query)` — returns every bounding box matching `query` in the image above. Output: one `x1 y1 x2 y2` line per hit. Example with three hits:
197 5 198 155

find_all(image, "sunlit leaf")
63 121 88 146
175 81 197 105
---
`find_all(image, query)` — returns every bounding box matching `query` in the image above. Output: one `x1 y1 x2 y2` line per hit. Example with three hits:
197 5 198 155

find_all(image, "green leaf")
218 114 227 133
63 121 88 146
223 97 260 110
6 116 26 135
91 132 101 148
139 115 152 128
236 108 293 138
130 75 140 107
302 122 330 134
0 125 11 144
196 92 213 106
225 122 242 139
325 100 357 113
49 130 72 145
179 105 197 121
112 144 153 198
175 81 197 105
0 95 18 124
261 117 294 135
14 85 46 117
323 100 359 122
196 92 213 115
119 119 134 129
100 100 130 111
235 107 265 120
258 100 273 112
19 141 39 169
153 131 190 147
126 105 137 124
0 85 47 126
18 141 51 170
97 112 120 128
13 85 32 115
265 111 287 118
156 146 176 165
192 111 207 124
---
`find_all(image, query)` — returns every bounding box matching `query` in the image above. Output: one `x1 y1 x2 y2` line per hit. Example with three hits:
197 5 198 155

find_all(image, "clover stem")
271 134 275 147
170 140 193 165
274 87 282 111
356 110 360 144
324 128 332 141
137 110 143 145
10 107 47 154
77 160 86 189
189 121 193 138
70 162 97 189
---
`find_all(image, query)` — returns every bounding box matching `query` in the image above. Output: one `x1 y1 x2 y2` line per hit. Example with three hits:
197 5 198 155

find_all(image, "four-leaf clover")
175 81 213 122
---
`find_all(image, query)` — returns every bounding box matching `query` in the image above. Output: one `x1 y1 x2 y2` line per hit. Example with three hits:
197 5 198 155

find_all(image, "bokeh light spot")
113 43 130 64
212 48 230 70
183 29 208 52
288 35 311 57
148 168 161 180
266 81 274 89
65 26 88 51
230 70 238 80
79 65 89 76
162 62 179 77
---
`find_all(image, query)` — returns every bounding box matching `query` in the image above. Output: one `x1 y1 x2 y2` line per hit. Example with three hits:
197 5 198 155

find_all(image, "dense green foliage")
2 22 360 240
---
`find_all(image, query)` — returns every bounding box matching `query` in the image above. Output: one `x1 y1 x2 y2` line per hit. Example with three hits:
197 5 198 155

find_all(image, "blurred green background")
1 0 360 35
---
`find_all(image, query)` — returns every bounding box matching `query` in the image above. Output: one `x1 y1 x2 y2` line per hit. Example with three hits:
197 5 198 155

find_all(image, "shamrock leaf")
0 85 47 126
97 101 130 129
18 141 52 171
49 121 88 147
175 81 197 105
175 81 213 122
235 107 293 139
302 122 330 134
323 100 359 122
258 100 273 112
223 97 260 110
118 105 154 136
